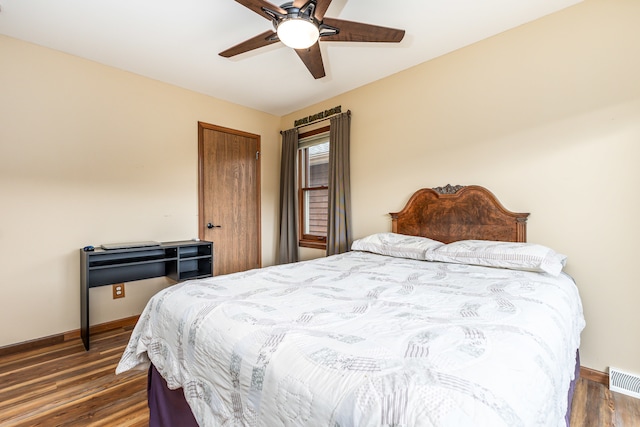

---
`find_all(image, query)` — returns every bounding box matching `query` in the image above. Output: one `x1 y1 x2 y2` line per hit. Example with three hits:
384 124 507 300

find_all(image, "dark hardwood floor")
0 325 148 427
570 375 640 427
1 324 638 426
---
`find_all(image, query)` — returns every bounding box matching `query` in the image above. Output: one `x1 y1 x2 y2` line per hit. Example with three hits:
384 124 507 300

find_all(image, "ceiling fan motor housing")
263 1 339 40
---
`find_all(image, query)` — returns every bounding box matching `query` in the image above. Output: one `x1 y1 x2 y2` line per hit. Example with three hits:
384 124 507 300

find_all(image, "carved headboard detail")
390 185 529 243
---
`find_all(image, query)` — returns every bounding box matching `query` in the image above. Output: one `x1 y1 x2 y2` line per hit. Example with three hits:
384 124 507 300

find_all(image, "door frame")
197 121 262 268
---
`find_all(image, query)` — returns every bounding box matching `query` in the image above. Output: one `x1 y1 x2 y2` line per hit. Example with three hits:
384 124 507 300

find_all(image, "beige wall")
281 0 640 374
2 0 638 376
0 35 281 347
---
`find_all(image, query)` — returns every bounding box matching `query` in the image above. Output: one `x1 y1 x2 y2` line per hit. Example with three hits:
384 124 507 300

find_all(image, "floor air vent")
609 367 640 399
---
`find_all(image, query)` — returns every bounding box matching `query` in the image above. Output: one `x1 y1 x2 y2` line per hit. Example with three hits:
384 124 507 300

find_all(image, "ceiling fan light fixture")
277 18 319 49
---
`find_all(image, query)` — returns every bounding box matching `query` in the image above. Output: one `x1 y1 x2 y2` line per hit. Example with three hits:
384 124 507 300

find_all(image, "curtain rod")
280 109 351 134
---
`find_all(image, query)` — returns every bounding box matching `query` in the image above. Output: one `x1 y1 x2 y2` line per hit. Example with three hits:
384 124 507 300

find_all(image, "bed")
116 185 585 427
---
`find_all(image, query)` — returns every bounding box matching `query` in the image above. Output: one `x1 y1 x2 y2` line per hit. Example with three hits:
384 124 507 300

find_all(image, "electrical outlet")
112 283 125 299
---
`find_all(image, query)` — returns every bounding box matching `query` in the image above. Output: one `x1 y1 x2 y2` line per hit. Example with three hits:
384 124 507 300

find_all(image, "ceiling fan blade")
295 43 326 79
219 30 279 58
321 18 405 43
235 0 286 20
312 0 333 20
292 0 333 20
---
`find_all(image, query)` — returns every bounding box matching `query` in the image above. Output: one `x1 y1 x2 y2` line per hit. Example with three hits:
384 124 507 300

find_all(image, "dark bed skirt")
566 350 580 426
148 350 581 427
148 365 198 427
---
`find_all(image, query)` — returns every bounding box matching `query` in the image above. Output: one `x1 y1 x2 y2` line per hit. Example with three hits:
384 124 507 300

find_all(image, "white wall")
0 35 281 347
281 0 640 374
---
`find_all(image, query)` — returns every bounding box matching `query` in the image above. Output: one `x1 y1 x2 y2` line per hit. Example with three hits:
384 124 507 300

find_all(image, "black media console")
80 240 213 350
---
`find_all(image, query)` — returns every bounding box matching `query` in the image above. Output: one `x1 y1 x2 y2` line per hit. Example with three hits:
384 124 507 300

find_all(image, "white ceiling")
0 0 581 116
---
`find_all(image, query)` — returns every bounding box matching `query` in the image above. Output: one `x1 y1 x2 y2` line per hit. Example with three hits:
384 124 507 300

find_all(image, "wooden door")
198 122 261 276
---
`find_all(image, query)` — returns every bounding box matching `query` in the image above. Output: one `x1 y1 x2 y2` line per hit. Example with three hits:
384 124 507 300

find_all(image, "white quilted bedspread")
116 251 585 427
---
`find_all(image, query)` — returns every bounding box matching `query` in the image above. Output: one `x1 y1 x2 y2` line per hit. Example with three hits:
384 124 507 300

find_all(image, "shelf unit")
80 240 213 350
176 243 214 281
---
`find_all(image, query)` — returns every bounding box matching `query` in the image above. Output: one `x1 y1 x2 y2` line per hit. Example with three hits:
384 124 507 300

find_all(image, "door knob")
207 223 221 229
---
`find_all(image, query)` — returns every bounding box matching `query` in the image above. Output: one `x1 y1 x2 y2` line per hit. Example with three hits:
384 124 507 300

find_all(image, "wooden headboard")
390 185 529 243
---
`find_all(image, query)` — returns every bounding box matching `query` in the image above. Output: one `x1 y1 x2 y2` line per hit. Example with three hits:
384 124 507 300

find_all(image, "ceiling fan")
219 0 406 79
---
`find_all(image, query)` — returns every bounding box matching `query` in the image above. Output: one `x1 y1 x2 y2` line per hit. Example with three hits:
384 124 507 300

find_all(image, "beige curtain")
326 112 352 256
277 128 299 264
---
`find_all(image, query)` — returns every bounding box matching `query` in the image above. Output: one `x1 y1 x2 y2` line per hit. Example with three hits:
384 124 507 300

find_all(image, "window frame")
298 126 330 249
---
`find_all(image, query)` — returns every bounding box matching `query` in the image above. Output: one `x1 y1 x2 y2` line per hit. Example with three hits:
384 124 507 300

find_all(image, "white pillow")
428 240 567 276
351 232 444 260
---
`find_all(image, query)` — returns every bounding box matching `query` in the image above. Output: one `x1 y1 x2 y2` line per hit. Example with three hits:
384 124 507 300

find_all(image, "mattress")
117 250 585 426
145 352 581 427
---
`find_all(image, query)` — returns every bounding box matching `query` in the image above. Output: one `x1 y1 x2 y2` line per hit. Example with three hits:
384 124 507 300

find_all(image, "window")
298 127 330 249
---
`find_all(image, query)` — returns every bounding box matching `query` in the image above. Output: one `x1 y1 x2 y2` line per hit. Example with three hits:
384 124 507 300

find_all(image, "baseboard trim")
0 315 140 357
581 366 609 385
